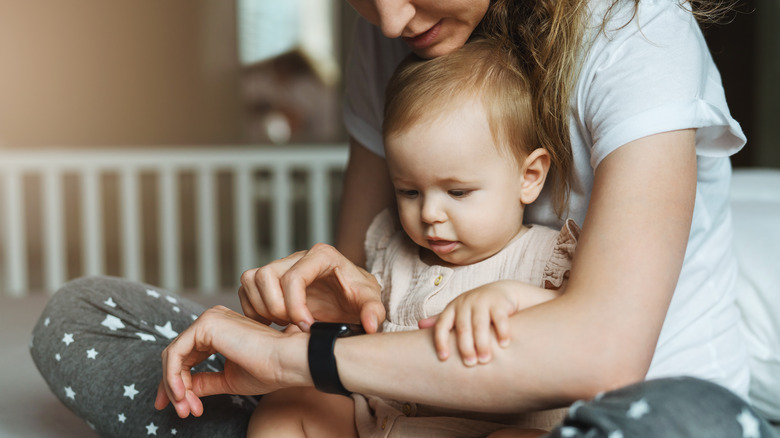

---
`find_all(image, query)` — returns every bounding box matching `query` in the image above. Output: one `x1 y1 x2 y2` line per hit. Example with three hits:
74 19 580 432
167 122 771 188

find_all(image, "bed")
0 147 777 436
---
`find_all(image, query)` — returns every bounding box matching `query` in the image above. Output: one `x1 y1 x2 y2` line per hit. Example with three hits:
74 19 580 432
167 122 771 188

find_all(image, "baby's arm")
419 280 562 366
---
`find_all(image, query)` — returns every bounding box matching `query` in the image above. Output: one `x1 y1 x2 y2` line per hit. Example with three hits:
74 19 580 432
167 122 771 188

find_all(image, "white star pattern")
171 429 177 435
87 421 95 430
172 306 181 313
123 384 139 400
155 321 178 339
560 426 578 437
118 413 126 423
145 422 158 435
165 296 178 304
64 386 76 400
104 297 117 308
62 333 74 346
231 395 245 407
86 348 98 359
737 408 760 438
208 354 217 361
191 314 198 321
146 289 161 298
55 353 61 361
608 431 624 438
627 398 651 419
136 332 156 342
44 317 51 326
101 314 126 331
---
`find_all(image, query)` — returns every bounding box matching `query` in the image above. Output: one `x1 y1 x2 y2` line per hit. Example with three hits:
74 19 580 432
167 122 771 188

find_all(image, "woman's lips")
428 239 458 255
402 21 442 51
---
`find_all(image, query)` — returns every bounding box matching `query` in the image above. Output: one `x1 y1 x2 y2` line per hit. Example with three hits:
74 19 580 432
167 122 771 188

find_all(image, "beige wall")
0 0 244 148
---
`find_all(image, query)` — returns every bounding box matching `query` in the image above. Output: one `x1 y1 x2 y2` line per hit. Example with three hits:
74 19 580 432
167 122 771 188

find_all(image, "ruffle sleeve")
543 219 581 290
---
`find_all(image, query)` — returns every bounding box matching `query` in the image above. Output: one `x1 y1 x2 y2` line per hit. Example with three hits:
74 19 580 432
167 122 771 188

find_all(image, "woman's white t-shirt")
343 0 750 398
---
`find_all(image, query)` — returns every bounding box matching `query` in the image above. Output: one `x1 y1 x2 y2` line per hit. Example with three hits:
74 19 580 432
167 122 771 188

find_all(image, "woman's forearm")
332 293 637 413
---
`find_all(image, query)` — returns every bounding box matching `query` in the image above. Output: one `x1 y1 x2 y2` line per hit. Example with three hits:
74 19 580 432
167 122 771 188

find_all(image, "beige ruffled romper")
353 210 580 437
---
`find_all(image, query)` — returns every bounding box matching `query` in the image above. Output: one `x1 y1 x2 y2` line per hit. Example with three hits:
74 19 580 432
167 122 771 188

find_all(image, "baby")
376 38 578 366
250 38 578 437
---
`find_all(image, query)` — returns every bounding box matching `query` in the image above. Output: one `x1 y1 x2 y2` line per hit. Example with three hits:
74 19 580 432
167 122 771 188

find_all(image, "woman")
160 0 763 433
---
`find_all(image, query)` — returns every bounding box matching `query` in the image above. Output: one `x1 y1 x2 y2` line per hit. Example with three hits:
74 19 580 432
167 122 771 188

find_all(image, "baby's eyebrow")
439 177 475 185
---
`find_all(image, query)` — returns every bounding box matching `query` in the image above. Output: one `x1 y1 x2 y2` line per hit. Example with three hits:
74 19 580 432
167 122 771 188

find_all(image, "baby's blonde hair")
383 39 565 208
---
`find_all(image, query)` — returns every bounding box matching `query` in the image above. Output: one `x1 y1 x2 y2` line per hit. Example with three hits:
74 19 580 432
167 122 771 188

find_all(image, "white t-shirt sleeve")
342 19 410 157
578 0 746 168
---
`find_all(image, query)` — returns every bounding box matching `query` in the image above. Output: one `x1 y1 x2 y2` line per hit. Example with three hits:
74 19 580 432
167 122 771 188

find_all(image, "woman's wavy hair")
475 0 740 217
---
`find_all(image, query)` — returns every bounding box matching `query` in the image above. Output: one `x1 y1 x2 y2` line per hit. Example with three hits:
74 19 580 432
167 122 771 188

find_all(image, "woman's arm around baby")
159 130 697 414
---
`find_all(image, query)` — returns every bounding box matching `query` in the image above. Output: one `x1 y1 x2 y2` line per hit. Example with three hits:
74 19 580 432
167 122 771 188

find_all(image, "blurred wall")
688 0 779 168
0 0 244 148
755 0 780 167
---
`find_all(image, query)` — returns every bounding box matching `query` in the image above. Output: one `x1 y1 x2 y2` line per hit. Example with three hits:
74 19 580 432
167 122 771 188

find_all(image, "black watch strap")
308 322 364 397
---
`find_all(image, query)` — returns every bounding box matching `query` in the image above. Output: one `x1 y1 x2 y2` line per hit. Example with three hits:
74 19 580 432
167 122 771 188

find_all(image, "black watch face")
312 322 365 336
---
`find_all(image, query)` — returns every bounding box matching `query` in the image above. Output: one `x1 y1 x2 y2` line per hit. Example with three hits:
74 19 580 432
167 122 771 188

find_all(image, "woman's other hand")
154 306 309 418
238 243 386 333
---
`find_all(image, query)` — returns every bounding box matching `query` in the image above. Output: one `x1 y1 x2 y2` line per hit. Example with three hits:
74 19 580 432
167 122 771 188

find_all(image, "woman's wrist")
277 330 315 389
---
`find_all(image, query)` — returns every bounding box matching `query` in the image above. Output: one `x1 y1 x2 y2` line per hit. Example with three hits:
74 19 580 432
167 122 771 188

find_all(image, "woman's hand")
155 306 309 418
238 243 386 333
419 280 561 366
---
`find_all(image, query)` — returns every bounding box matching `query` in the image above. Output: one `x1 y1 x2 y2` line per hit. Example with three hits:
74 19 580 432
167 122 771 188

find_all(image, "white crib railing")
0 145 349 297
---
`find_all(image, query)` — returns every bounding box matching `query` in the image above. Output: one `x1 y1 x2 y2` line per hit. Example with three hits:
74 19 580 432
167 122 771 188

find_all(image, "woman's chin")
409 39 464 59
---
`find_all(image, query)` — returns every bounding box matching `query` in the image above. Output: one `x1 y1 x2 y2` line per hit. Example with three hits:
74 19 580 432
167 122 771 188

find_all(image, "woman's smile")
346 0 490 58
402 20 442 51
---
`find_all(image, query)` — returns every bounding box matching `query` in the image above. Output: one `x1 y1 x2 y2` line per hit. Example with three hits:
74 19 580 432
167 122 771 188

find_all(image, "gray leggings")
30 276 255 437
30 276 778 438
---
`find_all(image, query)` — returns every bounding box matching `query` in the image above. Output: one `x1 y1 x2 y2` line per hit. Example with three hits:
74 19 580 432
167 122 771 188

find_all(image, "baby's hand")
420 285 515 367
418 281 561 367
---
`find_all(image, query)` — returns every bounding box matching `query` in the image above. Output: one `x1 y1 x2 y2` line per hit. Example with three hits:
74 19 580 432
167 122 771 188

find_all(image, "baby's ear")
519 148 551 205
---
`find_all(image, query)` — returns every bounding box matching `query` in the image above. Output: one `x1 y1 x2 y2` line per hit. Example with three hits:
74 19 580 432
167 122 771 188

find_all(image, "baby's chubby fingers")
417 314 439 329
491 307 512 348
432 310 456 361
472 310 493 364
455 309 478 367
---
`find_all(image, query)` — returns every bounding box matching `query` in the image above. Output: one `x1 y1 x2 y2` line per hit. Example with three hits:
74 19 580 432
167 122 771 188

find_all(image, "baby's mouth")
427 239 458 255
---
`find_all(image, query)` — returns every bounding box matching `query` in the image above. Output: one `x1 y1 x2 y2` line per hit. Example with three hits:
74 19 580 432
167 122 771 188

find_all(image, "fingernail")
478 353 490 364
499 338 510 348
370 315 379 332
298 321 310 332
464 356 477 367
438 351 449 361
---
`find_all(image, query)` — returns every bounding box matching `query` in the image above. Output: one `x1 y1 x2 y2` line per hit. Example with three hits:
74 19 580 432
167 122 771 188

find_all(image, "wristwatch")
307 322 365 397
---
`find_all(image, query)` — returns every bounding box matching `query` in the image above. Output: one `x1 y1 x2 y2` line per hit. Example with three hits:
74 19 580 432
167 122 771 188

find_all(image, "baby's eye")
448 189 471 198
397 189 419 198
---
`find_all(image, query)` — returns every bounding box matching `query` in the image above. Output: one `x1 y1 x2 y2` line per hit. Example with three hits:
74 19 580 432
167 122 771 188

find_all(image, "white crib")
0 145 348 297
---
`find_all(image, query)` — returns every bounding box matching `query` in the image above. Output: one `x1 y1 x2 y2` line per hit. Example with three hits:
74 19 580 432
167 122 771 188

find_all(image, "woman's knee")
549 377 776 438
29 276 185 379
